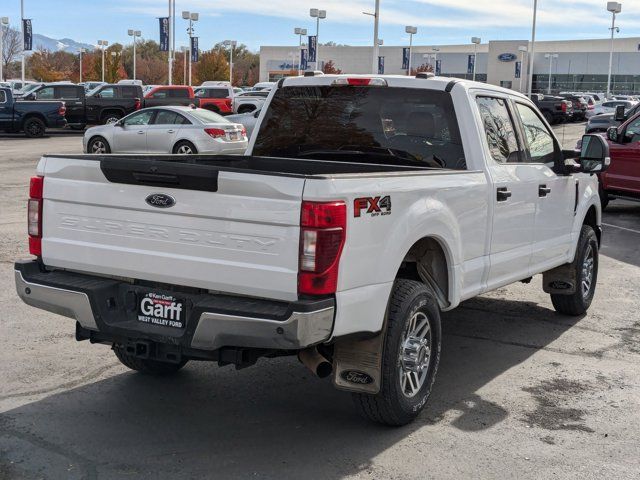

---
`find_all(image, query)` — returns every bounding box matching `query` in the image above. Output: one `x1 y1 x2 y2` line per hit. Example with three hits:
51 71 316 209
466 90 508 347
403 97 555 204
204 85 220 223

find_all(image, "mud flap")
332 332 385 394
542 262 577 295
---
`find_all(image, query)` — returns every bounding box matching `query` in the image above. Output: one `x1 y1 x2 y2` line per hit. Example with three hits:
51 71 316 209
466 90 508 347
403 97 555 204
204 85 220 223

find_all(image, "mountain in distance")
31 33 95 54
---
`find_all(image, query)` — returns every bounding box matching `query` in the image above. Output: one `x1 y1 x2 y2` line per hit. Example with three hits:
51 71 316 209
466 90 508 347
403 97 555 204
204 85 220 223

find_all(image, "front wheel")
87 136 111 154
551 225 599 316
352 279 441 426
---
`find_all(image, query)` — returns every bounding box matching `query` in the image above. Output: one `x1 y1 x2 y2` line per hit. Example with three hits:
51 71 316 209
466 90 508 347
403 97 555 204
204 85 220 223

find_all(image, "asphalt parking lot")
1 124 639 479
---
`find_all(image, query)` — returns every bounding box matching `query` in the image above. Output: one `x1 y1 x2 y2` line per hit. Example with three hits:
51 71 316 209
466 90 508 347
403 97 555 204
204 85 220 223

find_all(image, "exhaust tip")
299 347 333 378
316 361 332 378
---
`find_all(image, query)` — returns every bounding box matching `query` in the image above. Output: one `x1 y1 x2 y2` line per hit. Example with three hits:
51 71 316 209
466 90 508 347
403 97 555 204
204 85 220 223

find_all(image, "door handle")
137 130 144 134
496 187 512 202
167 129 175 133
539 185 552 197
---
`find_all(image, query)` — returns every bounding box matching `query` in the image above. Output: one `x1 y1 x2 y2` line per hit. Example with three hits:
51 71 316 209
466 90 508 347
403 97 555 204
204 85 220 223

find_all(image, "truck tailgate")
40 156 304 301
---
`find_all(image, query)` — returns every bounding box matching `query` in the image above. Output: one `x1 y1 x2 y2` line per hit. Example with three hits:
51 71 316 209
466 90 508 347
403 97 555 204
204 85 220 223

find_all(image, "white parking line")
603 223 640 235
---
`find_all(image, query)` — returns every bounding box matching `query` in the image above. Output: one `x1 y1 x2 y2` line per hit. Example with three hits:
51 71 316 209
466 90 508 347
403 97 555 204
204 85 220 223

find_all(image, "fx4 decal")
354 196 392 218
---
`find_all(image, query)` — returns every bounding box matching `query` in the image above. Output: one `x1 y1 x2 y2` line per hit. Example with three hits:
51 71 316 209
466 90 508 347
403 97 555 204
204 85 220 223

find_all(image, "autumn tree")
2 27 22 80
194 48 229 85
410 63 434 75
28 49 76 81
322 60 342 74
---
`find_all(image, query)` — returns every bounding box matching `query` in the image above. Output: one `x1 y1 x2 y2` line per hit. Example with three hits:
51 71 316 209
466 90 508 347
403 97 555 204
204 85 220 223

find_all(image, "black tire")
173 140 198 154
101 112 122 125
87 136 111 154
352 279 442 426
113 345 188 375
551 225 599 316
23 117 46 138
238 105 255 114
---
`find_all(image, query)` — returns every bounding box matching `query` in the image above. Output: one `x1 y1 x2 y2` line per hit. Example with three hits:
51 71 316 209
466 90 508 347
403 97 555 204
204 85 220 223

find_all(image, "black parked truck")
22 83 142 128
0 87 67 137
529 93 573 124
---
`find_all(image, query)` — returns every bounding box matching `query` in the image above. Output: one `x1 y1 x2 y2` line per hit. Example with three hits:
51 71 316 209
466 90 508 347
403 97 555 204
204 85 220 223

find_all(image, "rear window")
170 88 190 98
121 86 139 98
57 86 80 99
252 86 466 170
188 109 229 124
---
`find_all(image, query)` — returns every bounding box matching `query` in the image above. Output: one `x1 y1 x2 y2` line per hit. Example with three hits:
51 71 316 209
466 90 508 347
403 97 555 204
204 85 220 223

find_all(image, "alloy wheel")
398 311 432 398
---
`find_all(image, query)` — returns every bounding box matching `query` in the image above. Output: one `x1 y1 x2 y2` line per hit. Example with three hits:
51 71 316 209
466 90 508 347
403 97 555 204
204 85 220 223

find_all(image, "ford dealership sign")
498 53 518 62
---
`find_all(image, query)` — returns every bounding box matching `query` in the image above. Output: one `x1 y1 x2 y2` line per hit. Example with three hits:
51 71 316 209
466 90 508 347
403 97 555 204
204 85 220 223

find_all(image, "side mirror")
26 93 36 100
614 104 626 122
579 134 610 173
606 126 619 143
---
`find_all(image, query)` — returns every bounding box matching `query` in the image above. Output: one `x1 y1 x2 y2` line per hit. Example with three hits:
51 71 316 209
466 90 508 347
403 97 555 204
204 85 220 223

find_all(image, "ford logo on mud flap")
341 370 374 385
146 193 176 208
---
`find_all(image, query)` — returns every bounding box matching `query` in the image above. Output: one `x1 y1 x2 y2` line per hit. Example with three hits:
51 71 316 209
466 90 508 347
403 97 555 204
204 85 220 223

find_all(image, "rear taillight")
28 176 43 256
241 127 247 137
134 98 141 110
205 128 226 138
58 103 66 116
561 101 568 112
298 201 347 295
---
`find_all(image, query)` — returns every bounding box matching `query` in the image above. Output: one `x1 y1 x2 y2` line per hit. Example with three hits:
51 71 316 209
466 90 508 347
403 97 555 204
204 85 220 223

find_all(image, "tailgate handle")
133 172 180 184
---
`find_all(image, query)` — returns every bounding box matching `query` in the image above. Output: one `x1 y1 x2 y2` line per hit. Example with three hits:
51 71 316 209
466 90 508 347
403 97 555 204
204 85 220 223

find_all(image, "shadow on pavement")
0 296 583 479
601 201 640 268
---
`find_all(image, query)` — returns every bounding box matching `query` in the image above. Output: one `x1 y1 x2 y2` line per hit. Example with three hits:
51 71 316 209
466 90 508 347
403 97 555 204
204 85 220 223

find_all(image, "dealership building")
259 37 640 94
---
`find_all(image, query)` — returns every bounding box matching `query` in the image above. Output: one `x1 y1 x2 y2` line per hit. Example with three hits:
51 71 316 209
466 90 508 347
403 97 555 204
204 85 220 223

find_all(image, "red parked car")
193 83 235 115
143 85 195 108
600 111 640 209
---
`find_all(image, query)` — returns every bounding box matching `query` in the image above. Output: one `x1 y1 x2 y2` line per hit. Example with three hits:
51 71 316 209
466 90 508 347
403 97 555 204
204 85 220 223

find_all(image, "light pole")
182 11 198 86
20 0 24 82
405 26 417 75
606 2 622 98
180 46 188 85
471 37 481 81
78 47 86 83
127 29 141 80
544 53 558 94
294 27 307 75
309 8 326 71
518 45 528 93
223 40 237 85
97 40 108 82
168 0 174 86
362 1 380 74
527 0 538 98
0 17 8 81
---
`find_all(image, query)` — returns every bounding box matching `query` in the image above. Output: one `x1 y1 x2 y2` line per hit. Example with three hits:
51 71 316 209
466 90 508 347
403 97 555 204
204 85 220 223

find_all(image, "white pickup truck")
15 74 610 426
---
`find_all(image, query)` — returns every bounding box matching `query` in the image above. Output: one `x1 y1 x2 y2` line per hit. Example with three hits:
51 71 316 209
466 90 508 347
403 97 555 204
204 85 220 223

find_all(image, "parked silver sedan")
83 106 248 155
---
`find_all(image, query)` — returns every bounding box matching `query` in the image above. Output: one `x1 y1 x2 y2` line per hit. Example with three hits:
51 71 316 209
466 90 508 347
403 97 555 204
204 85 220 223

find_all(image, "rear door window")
121 87 139 98
253 86 466 170
0 90 6 103
514 103 558 164
154 110 190 125
169 88 190 98
56 86 80 99
98 87 116 98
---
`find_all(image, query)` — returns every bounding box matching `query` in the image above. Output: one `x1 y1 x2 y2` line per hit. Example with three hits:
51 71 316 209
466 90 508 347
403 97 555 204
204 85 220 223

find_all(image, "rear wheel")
173 140 197 154
101 112 122 125
87 136 111 154
352 279 441 426
23 117 46 138
551 225 599 316
113 345 188 375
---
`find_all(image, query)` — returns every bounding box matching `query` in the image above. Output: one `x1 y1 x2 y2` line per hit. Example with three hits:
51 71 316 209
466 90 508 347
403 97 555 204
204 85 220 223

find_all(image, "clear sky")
3 0 640 51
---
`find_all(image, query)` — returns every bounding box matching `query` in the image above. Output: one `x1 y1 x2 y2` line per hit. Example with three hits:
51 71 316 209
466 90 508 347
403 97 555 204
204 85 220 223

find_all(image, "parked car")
529 93 572 124
194 84 234 114
251 81 276 91
597 111 640 209
232 90 270 114
590 100 635 117
586 102 640 133
143 85 195 108
83 106 247 154
559 94 588 121
0 86 67 137
227 108 261 138
17 75 608 427
23 83 142 127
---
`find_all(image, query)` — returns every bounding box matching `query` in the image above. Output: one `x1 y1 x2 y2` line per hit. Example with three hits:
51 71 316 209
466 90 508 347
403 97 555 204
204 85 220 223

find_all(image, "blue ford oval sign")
498 53 518 62
146 193 176 208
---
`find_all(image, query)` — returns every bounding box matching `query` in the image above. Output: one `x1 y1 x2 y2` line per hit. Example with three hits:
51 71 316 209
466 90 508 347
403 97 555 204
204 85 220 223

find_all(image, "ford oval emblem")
498 53 518 62
145 193 176 208
340 370 374 385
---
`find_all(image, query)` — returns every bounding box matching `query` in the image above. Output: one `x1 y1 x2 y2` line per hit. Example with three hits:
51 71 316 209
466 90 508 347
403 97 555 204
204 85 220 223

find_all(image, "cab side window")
123 110 154 126
98 87 116 98
476 96 521 163
150 90 168 99
624 117 640 143
515 103 557 164
37 87 55 99
57 86 80 99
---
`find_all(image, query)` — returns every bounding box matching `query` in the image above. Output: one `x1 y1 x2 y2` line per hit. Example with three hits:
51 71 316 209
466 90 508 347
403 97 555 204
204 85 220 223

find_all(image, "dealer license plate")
137 292 186 329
